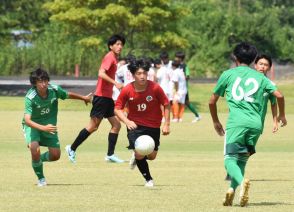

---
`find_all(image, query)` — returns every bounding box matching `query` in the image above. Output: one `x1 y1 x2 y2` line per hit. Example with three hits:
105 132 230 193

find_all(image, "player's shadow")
249 202 294 206
251 179 293 182
46 183 87 186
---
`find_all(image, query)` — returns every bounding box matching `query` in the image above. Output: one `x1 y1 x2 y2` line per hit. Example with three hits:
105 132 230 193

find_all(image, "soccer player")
114 58 170 187
171 60 187 122
254 54 278 133
22 68 91 186
209 42 287 207
175 51 201 123
65 34 126 163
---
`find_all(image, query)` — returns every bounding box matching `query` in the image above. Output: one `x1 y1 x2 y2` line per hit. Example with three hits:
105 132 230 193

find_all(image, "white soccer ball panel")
135 135 155 156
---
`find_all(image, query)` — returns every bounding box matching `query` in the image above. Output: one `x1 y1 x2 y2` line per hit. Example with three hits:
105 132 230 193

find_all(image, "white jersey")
112 72 124 101
171 68 187 104
156 66 173 100
147 66 156 81
117 63 134 86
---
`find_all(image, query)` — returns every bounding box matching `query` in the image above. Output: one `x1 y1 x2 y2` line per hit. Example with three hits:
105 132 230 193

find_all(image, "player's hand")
43 124 57 134
162 124 170 135
213 121 225 136
115 82 123 90
278 116 287 127
84 92 93 105
272 121 279 133
126 120 137 130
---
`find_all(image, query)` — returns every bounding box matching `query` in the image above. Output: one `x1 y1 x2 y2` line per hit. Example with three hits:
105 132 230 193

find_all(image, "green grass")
0 82 293 211
0 109 294 211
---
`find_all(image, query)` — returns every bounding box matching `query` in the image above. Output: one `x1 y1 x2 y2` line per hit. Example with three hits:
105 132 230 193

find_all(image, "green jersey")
260 91 276 133
214 66 277 131
23 84 68 125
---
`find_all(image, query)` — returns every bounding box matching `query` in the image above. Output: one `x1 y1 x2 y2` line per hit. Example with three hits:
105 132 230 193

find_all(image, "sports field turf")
0 82 293 211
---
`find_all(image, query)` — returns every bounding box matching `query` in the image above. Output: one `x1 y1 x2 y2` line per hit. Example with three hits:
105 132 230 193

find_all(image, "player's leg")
41 132 60 162
172 101 179 122
106 115 123 163
185 93 201 122
29 142 46 185
66 117 100 163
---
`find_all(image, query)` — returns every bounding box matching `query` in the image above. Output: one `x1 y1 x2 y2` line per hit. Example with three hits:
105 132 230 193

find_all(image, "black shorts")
90 96 115 119
127 125 160 151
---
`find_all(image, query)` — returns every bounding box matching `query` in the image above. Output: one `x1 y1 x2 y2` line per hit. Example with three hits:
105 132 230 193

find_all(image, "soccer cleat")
192 115 201 123
178 118 183 122
172 118 179 123
37 178 47 187
223 188 235 206
105 154 124 163
239 178 250 207
65 145 76 163
129 152 136 170
145 180 154 187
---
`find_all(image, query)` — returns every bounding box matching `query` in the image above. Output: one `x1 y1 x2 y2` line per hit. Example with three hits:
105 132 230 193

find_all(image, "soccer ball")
135 135 155 156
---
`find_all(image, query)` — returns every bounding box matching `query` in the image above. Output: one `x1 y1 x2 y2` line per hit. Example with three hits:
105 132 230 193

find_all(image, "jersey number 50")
232 77 259 102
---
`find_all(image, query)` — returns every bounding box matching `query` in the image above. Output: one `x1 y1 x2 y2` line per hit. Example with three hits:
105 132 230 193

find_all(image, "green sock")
187 103 199 117
40 151 50 162
32 160 44 180
224 154 245 190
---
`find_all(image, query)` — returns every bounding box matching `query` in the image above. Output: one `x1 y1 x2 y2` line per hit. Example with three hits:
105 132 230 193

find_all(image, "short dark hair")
175 51 185 60
172 60 180 68
233 42 258 65
153 58 161 65
255 54 272 68
128 58 151 75
108 34 126 50
30 68 50 85
126 54 136 63
159 51 169 60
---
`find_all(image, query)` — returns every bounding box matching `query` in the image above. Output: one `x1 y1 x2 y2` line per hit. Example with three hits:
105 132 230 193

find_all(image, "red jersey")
95 51 118 98
115 81 169 128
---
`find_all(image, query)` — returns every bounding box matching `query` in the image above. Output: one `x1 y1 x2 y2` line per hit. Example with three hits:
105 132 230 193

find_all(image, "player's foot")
129 152 136 169
37 178 47 187
225 173 231 181
105 154 124 163
239 178 250 207
172 118 178 122
65 145 76 163
145 180 154 187
192 115 201 123
223 188 235 206
179 118 183 122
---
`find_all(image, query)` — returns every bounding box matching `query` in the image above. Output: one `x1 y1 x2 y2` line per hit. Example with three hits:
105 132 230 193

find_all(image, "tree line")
0 0 293 77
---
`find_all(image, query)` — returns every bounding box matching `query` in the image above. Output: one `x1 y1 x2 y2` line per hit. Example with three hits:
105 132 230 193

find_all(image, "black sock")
107 133 118 156
136 158 152 181
71 128 91 151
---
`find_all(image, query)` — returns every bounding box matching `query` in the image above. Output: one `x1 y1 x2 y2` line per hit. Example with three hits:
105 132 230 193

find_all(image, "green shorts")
225 127 261 155
22 124 60 148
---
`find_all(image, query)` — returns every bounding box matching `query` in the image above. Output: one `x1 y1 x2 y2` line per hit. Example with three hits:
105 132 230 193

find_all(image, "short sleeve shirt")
115 81 169 128
23 84 68 125
213 66 277 130
95 51 118 98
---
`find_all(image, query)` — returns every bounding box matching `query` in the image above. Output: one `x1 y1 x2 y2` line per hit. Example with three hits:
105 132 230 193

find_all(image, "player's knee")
50 153 60 161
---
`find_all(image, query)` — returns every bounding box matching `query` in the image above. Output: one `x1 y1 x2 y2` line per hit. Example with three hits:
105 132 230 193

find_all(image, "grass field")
0 82 293 211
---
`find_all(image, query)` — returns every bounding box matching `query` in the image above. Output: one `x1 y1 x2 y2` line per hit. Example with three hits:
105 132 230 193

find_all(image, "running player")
22 68 91 186
209 42 287 207
115 58 170 187
65 34 125 163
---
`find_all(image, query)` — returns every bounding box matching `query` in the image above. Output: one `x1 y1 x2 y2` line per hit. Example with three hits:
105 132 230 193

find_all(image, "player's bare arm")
162 104 170 135
272 90 287 127
99 68 123 89
270 103 278 133
114 108 137 130
24 114 57 134
209 94 225 136
68 92 92 105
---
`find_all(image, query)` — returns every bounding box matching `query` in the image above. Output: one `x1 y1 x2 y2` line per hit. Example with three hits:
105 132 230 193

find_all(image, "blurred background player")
175 51 201 123
22 68 91 186
115 58 170 187
171 60 187 122
65 34 125 164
